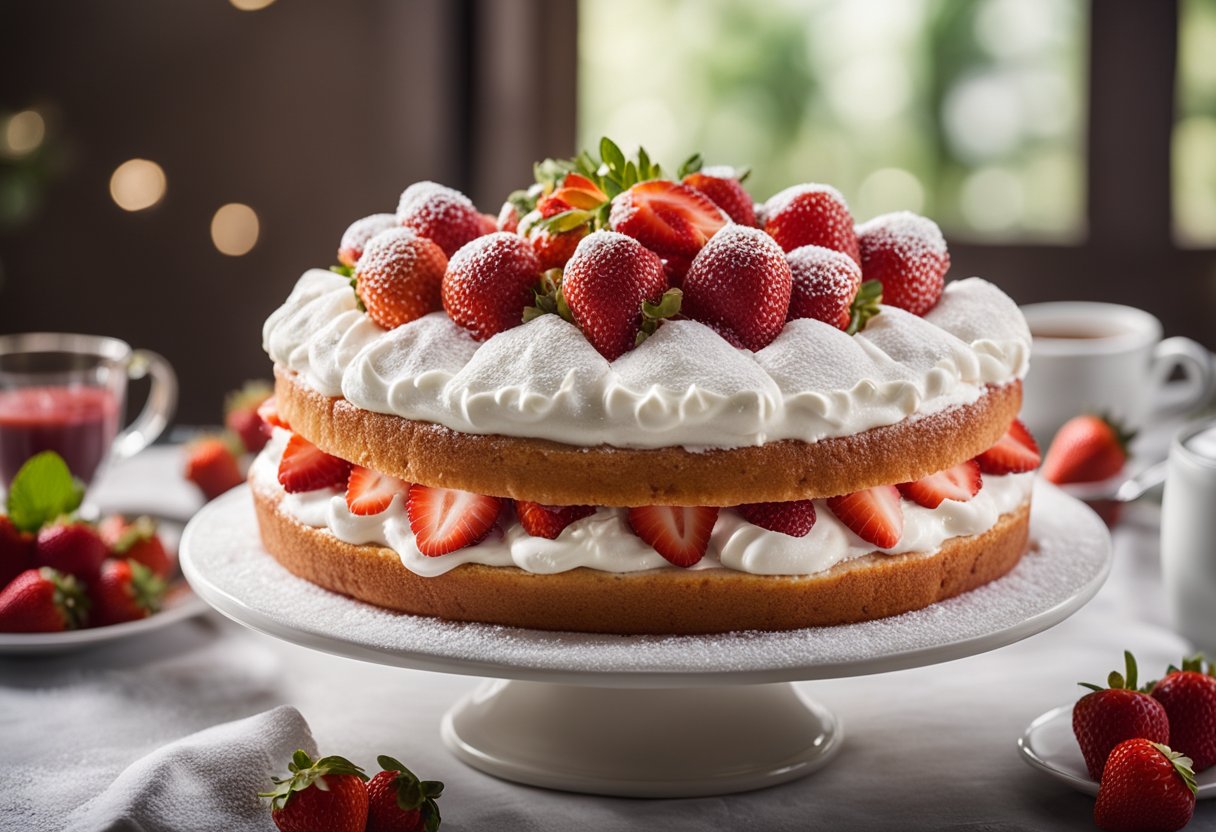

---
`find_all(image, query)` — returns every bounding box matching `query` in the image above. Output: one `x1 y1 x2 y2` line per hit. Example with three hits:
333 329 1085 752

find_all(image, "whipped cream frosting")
263 270 1030 450
252 431 1033 577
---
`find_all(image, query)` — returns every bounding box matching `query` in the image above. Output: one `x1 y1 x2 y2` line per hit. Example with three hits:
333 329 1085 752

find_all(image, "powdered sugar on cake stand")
181 480 1110 797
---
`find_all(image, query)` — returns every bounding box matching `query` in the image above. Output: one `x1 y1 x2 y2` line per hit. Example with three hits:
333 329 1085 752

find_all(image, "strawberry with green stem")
261 750 369 832
1151 655 1216 772
0 567 88 632
366 755 444 832
1094 740 1196 832
98 514 173 578
1074 650 1170 780
92 558 166 626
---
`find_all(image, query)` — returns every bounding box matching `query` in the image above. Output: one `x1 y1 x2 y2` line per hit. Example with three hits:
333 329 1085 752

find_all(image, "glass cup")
1160 418 1216 656
0 332 177 487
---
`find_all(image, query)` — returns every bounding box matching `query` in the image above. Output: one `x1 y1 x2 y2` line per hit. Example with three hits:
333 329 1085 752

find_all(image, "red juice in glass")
0 386 121 485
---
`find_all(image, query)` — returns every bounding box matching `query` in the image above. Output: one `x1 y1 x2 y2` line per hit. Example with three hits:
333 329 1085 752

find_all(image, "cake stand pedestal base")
441 680 842 798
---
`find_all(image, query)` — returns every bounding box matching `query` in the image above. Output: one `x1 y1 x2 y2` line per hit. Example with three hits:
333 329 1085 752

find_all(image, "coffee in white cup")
1019 302 1213 444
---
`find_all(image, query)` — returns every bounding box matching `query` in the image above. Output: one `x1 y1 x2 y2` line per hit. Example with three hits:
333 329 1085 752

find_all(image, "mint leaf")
6 451 85 533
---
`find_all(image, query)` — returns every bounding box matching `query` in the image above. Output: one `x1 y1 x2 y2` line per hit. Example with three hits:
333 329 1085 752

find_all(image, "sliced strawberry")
257 396 290 430
856 211 949 316
442 232 542 341
975 419 1041 475
516 501 596 539
826 486 904 549
627 505 719 567
763 184 859 262
277 434 352 494
407 484 502 556
898 461 982 509
609 180 729 262
683 169 756 226
337 213 398 268
345 466 409 516
396 181 484 257
739 500 816 537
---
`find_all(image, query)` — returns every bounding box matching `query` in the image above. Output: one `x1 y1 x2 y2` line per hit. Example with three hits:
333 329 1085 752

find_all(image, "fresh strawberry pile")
269 418 1040 566
0 451 174 633
1073 651 1215 831
261 749 444 832
332 137 952 360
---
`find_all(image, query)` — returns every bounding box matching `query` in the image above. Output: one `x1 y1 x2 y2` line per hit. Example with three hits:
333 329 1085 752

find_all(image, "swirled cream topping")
263 269 1029 450
251 430 1032 577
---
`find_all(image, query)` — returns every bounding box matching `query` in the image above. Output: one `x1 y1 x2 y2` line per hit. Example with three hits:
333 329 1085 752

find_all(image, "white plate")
0 585 210 655
1018 704 1216 798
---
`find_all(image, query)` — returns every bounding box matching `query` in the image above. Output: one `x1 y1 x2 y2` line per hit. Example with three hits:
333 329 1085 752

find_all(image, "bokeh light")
211 203 260 256
1 110 46 159
109 159 167 212
229 0 277 10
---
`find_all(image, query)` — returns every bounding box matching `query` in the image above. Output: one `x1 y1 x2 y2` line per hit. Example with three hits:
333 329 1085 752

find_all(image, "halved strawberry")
407 484 502 556
257 396 290 431
277 434 352 494
396 181 484 257
683 169 756 227
826 486 904 549
763 184 859 262
975 419 1041 475
627 505 719 567
609 180 729 262
345 466 409 516
739 500 816 537
537 173 607 217
897 461 982 509
516 501 596 539
442 232 542 341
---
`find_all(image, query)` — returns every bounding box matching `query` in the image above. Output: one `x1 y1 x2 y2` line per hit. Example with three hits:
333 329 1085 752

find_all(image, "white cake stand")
180 480 1111 798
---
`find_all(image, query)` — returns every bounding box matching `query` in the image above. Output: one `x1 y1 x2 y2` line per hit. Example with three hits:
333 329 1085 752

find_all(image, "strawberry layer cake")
250 140 1041 635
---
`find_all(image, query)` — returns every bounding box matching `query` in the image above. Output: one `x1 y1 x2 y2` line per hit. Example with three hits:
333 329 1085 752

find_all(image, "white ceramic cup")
1019 302 1213 443
1160 419 1216 656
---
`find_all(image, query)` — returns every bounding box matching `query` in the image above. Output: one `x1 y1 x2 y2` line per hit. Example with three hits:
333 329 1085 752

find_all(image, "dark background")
0 0 1211 424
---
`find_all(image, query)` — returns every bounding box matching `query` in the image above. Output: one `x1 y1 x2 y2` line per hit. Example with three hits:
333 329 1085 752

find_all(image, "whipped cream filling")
263 270 1030 450
252 431 1033 578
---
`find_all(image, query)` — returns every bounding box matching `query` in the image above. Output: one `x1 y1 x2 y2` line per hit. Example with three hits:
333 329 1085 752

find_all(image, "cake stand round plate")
181 480 1111 797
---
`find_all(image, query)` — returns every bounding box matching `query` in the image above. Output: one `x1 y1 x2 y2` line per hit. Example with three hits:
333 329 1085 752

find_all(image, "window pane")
1176 0 1216 247
578 0 1086 243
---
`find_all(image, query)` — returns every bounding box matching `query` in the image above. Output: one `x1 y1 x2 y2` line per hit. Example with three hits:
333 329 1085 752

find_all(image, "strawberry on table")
762 183 859 262
407 484 502 556
396 181 484 258
558 231 672 361
627 505 719 567
185 435 245 501
785 244 864 331
91 558 166 626
261 750 369 832
1094 740 1196 832
0 567 88 632
682 165 757 227
974 419 1041 475
98 514 174 578
1042 414 1134 485
442 232 542 341
346 466 409 516
856 211 949 317
826 486 904 549
34 519 108 581
278 434 352 494
738 500 816 537
609 179 729 264
338 213 398 268
0 515 34 589
225 380 274 454
682 225 793 351
366 755 444 832
897 461 982 509
1073 651 1171 780
1151 656 1216 772
355 228 448 331
516 501 596 540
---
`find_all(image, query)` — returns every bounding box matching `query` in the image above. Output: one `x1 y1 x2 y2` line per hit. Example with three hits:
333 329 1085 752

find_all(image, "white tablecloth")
3 446 1214 831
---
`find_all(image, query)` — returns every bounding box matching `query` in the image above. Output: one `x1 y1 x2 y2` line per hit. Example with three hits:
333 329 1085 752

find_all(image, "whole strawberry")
1042 414 1134 485
0 515 34 589
1151 656 1216 772
682 225 792 351
91 558 166 626
0 567 88 632
856 211 949 316
34 520 108 581
396 181 484 258
355 228 448 330
560 231 670 361
98 515 173 578
1094 740 1196 832
337 213 398 268
528 224 586 271
682 167 756 226
1073 651 1171 780
762 183 859 262
225 381 274 454
185 434 245 501
442 232 542 341
261 750 369 832
366 755 444 832
785 244 863 331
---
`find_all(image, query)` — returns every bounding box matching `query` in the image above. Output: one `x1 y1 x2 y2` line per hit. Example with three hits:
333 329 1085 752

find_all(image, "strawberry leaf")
600 137 626 175
676 152 703 179
6 451 85 533
330 264 354 278
846 279 883 335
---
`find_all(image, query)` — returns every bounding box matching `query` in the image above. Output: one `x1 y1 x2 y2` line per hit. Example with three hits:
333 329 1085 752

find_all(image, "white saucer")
1018 704 1216 798
0 585 210 656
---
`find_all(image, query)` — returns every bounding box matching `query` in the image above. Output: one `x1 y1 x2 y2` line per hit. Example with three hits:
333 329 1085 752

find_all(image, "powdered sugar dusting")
397 181 475 218
182 480 1109 682
856 211 947 259
764 183 850 217
338 213 398 261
